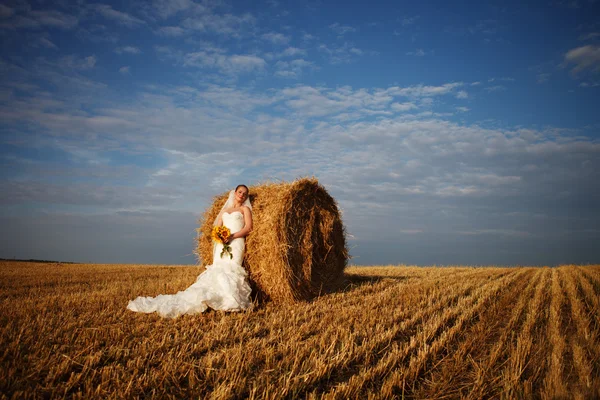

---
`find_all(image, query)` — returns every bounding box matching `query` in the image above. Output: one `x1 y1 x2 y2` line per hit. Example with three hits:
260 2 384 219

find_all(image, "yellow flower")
211 226 233 259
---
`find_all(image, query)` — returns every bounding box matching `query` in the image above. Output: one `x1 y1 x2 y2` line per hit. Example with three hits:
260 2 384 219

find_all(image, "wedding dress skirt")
127 212 253 318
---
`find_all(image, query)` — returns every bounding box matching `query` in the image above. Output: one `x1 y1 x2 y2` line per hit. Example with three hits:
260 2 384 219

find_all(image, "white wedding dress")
127 211 253 318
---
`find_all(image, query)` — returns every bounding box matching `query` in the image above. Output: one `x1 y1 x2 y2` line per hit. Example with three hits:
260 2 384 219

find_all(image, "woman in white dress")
127 185 254 318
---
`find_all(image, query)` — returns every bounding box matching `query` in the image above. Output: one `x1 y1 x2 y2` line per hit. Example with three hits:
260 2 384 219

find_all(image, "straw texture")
197 178 348 303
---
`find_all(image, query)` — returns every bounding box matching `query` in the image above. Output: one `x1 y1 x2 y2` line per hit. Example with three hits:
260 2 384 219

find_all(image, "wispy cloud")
329 22 356 36
456 90 468 99
391 102 418 112
183 51 266 74
278 47 308 58
156 26 186 36
484 85 506 92
318 43 364 63
564 45 600 75
386 83 464 98
275 59 316 79
38 36 58 49
115 46 142 55
181 12 255 37
0 9 78 30
406 49 429 56
261 32 290 45
57 55 97 70
91 4 145 28
401 16 420 26
579 32 600 41
151 0 195 19
537 73 551 83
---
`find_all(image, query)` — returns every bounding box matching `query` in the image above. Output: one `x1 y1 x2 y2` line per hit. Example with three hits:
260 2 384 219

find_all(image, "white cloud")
579 32 600 41
58 55 97 70
0 9 78 30
456 106 470 112
261 32 290 44
318 43 365 64
579 81 600 87
456 90 468 99
329 22 356 36
484 85 506 92
401 16 419 26
275 59 316 79
152 0 194 19
115 46 142 55
386 82 463 98
155 45 183 62
468 19 499 36
391 102 417 112
537 73 551 83
157 26 186 36
406 49 427 56
564 45 600 75
91 4 145 28
183 51 266 74
30 10 79 29
119 66 130 74
279 47 308 57
39 37 58 49
190 85 275 112
181 12 255 36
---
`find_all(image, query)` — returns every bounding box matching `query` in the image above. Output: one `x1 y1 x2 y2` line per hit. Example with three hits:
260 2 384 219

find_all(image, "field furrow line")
109 271 508 399
320 269 525 399
188 268 502 369
541 268 569 399
562 267 599 397
4 262 598 400
457 268 544 400
335 267 492 311
374 268 529 399
579 266 600 293
575 267 600 328
500 267 550 399
246 270 510 399
409 268 540 400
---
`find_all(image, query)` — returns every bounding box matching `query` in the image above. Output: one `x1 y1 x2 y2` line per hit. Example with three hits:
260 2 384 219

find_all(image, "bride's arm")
230 206 253 240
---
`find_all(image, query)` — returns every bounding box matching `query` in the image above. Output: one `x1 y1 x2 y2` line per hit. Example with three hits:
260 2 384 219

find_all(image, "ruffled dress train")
127 211 253 318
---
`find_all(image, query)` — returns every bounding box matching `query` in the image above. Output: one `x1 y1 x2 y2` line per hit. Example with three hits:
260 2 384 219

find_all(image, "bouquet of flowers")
212 226 233 259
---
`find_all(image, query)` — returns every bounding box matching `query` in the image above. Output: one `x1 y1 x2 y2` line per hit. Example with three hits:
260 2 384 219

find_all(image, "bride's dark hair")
235 184 249 191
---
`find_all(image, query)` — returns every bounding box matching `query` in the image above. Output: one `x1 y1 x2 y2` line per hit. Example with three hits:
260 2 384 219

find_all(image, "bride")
127 185 254 318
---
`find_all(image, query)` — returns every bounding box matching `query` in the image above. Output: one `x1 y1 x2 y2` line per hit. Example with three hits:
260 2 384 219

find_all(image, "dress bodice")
222 211 245 233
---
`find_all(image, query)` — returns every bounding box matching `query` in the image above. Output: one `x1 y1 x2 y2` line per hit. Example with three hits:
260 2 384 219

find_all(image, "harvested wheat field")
1 262 599 399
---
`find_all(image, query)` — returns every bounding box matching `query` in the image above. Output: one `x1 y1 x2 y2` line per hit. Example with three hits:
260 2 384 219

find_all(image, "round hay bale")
196 178 348 303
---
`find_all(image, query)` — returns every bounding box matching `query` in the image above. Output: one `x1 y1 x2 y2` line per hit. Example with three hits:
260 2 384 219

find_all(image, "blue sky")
1 0 599 266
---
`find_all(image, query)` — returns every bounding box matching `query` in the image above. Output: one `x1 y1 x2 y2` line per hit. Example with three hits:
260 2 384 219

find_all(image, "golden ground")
1 262 599 399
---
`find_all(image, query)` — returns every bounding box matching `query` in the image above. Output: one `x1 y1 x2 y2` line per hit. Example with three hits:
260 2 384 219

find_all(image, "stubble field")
1 261 599 399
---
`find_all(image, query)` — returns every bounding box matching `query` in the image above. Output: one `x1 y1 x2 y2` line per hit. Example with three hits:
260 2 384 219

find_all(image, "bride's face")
235 187 248 203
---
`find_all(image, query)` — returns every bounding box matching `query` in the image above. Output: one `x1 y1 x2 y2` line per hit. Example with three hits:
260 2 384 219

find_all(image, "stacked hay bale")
197 178 348 303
